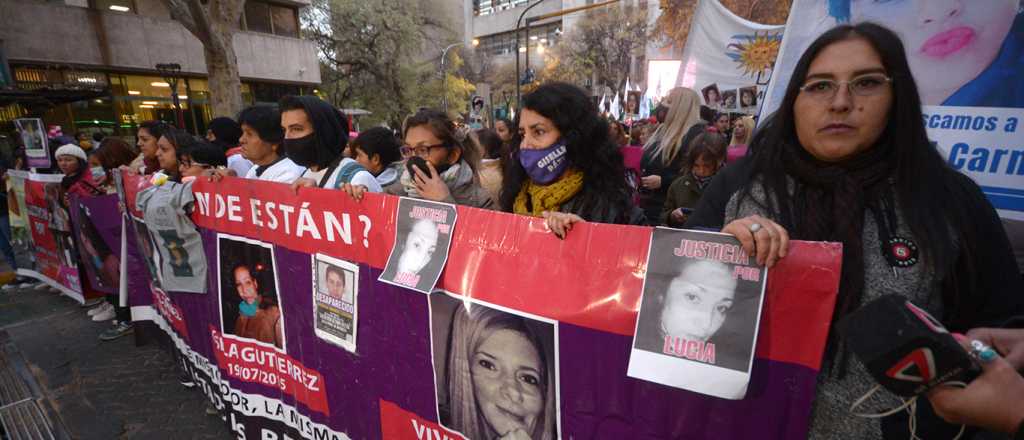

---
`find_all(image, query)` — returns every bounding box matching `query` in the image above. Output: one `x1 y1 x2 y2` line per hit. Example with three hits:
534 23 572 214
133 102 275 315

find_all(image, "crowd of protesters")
1 19 1023 440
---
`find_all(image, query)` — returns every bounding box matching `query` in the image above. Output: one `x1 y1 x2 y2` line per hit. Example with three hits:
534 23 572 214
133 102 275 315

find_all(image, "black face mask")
282 133 317 167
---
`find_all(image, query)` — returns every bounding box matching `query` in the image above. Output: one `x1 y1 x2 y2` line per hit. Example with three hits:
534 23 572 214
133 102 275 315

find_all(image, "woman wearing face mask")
638 87 707 224
727 116 755 163
89 137 137 192
661 132 727 227
381 109 494 208
503 82 643 237
686 23 1024 439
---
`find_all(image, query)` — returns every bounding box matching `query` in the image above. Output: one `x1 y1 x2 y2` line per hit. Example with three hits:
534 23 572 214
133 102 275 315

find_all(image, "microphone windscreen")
837 295 976 397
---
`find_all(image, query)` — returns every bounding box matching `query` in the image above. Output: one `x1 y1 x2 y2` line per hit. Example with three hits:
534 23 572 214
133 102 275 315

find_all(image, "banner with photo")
14 118 50 169
762 0 1024 223
58 173 842 439
676 0 784 115
68 194 123 295
22 173 83 299
6 170 36 272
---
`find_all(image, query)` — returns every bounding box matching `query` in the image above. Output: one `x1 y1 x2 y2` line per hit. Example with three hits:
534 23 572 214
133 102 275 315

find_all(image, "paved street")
0 284 231 439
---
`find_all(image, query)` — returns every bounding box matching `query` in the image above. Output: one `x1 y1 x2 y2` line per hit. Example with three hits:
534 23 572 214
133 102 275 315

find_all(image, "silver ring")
749 223 762 233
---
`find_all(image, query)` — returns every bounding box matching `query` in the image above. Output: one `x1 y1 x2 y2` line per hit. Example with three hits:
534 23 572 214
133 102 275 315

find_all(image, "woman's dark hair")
494 118 513 133
741 23 980 364
402 109 481 175
474 128 504 160
279 95 348 169
237 105 284 146
685 131 727 171
207 117 242 150
139 120 170 141
92 137 137 171
351 127 402 168
699 105 716 123
159 129 197 177
179 140 227 168
501 82 632 219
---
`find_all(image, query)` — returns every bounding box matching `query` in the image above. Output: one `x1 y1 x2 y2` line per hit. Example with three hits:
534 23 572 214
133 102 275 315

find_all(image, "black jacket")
687 157 1024 440
639 123 706 224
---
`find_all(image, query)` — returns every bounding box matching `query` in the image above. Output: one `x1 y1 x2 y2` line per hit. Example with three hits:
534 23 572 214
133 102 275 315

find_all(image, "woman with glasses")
373 109 493 208
686 23 1023 439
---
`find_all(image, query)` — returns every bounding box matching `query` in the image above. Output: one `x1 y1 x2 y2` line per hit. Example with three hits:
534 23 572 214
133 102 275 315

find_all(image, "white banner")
762 1 1024 221
676 0 784 115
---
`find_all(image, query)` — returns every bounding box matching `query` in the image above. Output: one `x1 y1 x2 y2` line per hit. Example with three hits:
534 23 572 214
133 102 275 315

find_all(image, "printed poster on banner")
628 228 767 399
14 118 50 169
429 292 560 440
312 254 358 352
6 170 36 272
23 173 82 296
379 197 457 294
68 195 122 294
762 0 1024 221
217 233 286 352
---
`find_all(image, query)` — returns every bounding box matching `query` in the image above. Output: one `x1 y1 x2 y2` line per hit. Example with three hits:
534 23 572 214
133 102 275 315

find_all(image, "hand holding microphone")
927 333 1024 435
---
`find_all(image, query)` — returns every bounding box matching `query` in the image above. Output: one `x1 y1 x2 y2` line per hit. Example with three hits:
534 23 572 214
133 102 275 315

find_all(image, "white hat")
55 144 87 162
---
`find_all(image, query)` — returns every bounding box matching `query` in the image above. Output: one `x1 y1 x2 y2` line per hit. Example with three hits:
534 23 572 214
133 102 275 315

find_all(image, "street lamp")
439 43 462 113
155 63 184 129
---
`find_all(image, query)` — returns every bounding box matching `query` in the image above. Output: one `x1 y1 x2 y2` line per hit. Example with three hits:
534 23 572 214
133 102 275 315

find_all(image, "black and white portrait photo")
312 253 358 352
379 197 457 294
628 228 767 400
430 293 559 440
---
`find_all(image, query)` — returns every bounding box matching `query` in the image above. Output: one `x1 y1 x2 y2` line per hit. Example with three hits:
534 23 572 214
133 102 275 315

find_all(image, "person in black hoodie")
686 23 1024 439
283 95 379 192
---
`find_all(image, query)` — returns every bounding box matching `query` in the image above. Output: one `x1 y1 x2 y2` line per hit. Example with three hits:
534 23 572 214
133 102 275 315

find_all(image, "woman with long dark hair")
502 82 642 236
687 23 1024 438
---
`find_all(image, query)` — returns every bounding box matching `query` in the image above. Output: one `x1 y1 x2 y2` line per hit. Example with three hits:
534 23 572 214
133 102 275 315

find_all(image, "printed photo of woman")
431 294 558 440
380 198 457 294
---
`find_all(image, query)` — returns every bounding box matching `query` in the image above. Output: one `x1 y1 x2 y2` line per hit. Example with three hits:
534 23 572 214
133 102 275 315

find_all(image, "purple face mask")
518 139 569 185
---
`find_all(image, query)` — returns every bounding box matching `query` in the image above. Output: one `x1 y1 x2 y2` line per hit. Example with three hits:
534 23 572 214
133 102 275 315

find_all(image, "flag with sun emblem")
676 0 783 114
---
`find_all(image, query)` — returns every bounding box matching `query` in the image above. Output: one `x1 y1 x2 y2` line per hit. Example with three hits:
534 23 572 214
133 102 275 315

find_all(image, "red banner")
211 327 329 414
379 400 466 440
191 177 394 268
153 288 189 341
187 177 841 371
24 175 82 294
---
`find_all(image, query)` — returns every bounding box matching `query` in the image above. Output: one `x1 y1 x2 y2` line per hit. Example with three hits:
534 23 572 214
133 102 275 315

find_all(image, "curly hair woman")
502 82 643 237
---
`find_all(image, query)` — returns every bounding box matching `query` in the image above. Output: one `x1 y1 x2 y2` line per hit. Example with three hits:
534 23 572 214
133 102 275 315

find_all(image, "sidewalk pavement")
0 284 231 439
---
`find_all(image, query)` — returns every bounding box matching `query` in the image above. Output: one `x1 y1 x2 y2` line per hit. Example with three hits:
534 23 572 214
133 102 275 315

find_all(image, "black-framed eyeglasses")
799 73 892 101
400 143 448 158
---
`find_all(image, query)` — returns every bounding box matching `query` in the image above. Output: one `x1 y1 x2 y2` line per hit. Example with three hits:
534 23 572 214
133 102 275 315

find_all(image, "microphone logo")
886 348 936 383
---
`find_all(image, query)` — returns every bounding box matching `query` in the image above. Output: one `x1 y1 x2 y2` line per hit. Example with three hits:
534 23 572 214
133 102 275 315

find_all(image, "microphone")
837 294 977 397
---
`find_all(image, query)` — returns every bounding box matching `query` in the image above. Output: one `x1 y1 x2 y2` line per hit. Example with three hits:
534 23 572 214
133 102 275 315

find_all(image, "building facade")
0 0 320 146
